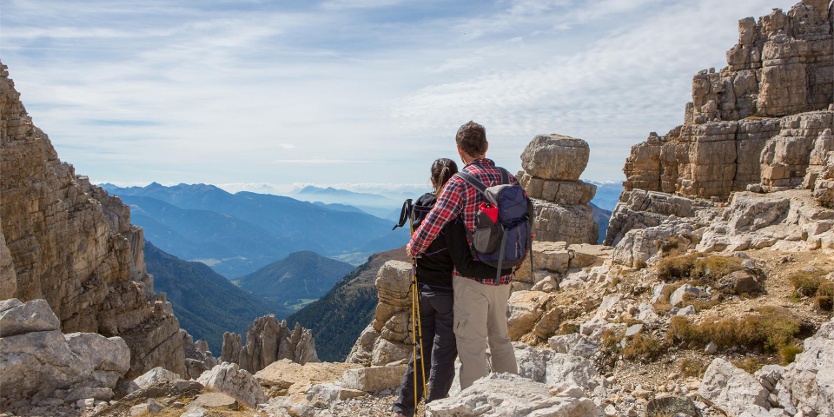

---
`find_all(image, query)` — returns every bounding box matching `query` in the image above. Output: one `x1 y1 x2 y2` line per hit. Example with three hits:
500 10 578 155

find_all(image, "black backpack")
392 193 436 233
456 168 534 280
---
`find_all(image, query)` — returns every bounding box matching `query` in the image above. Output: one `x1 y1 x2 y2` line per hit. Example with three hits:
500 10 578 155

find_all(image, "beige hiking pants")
452 276 518 389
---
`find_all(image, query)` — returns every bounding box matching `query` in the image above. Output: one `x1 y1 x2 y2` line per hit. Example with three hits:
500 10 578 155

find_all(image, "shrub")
692 255 744 280
665 307 802 354
734 357 763 374
815 280 834 311
622 333 668 363
657 253 745 284
557 323 580 335
666 316 703 346
779 344 803 365
600 328 622 353
679 358 708 378
659 236 687 254
657 254 698 282
788 270 825 297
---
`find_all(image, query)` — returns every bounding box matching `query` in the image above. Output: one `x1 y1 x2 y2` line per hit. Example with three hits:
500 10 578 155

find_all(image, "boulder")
339 365 407 393
520 135 590 181
254 359 360 396
425 373 602 417
698 358 770 415
0 299 131 403
777 316 834 414
197 362 266 408
133 367 184 390
0 298 60 337
514 344 599 391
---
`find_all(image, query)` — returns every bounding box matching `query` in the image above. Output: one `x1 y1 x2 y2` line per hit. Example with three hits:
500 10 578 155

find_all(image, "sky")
1 0 799 195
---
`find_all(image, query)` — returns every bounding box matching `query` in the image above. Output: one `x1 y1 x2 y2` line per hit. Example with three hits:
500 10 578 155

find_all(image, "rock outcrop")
346 260 413 366
621 1 833 201
0 62 186 379
518 134 598 244
607 2 834 263
220 314 318 374
183 332 218 380
0 299 131 406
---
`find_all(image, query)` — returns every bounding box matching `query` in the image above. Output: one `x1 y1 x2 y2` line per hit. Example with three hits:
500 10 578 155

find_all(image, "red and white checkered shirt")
407 157 517 285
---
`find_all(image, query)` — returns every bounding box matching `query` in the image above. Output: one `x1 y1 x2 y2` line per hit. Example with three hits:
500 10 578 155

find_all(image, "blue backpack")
456 168 534 280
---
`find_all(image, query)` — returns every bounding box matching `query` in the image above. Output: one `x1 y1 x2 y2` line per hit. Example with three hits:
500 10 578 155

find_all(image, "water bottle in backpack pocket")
457 168 534 280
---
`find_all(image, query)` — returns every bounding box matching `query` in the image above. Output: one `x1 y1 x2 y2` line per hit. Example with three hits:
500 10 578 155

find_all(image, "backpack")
392 193 435 233
456 167 534 280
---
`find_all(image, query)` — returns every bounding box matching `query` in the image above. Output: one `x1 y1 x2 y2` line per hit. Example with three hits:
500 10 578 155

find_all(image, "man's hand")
405 243 413 258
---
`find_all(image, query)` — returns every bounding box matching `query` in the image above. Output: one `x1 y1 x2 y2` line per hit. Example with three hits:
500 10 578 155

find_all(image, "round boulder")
521 135 590 181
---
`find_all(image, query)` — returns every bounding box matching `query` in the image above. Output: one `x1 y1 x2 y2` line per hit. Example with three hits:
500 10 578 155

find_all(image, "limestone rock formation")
513 241 613 292
518 134 598 244
220 314 318 374
620 1 833 201
0 298 131 405
346 260 413 366
0 61 186 379
183 332 218 380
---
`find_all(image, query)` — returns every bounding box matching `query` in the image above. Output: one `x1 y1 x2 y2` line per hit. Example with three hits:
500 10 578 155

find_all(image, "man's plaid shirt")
407 157 517 285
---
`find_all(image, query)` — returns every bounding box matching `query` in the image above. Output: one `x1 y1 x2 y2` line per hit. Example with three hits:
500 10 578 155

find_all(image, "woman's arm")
443 218 512 279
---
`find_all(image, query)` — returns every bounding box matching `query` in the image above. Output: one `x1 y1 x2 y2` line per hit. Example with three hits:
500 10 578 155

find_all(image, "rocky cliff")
620 0 833 201
607 0 834 260
0 61 186 379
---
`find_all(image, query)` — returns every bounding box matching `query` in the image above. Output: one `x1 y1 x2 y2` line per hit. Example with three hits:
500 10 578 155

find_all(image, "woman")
392 158 509 417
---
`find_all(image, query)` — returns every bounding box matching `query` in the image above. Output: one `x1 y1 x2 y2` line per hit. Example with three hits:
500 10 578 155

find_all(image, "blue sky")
1 0 797 195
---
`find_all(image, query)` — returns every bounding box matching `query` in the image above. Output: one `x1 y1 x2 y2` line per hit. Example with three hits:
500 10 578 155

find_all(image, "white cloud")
2 0 800 187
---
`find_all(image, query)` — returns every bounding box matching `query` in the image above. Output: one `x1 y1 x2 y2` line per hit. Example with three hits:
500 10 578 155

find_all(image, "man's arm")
407 179 463 258
442 219 511 279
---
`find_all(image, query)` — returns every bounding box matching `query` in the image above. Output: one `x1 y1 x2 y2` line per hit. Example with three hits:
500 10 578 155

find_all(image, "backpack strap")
392 198 413 231
456 171 488 196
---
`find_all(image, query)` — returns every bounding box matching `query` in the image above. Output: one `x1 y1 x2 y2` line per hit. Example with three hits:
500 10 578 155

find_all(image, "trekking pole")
408 215 428 412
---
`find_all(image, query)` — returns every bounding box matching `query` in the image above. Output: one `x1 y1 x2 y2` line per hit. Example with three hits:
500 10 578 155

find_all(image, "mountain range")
101 183 409 277
236 251 356 311
294 186 403 220
286 247 411 361
143 241 287 354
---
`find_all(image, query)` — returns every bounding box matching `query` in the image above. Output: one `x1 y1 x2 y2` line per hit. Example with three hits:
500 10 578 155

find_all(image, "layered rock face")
346 260 413 366
621 1 833 201
0 62 185 378
220 315 318 374
518 134 598 244
609 1 834 259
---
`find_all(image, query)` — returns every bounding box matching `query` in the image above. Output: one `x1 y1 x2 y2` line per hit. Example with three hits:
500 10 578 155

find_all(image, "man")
406 121 518 390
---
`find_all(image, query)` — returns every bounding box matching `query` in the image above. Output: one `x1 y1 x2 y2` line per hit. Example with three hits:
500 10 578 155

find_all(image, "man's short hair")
456 121 487 157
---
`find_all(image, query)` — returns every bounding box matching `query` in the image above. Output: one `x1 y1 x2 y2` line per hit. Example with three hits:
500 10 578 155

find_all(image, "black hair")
431 158 458 193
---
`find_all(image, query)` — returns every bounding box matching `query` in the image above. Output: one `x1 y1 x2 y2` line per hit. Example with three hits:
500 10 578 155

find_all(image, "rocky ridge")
621 0 833 201
0 61 187 380
220 315 319 375
2 2 834 417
